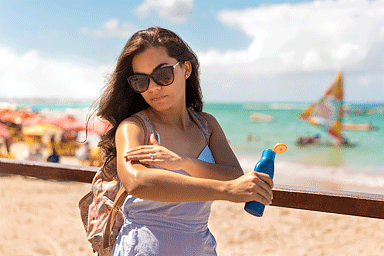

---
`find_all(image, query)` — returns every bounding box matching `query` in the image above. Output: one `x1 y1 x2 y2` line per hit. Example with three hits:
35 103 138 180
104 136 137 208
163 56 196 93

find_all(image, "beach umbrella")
0 108 12 116
0 111 18 124
21 114 47 126
87 119 111 136
0 123 11 139
0 108 36 125
45 114 87 132
23 123 62 136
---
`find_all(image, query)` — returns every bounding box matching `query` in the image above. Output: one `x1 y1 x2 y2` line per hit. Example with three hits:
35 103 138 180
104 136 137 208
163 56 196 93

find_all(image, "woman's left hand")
124 133 185 170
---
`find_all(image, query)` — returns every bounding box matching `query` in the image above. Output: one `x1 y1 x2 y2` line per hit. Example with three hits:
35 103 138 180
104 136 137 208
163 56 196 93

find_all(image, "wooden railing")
1 157 384 219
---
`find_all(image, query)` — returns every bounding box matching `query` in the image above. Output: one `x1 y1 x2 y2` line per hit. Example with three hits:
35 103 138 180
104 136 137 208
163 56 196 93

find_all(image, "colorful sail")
298 71 344 140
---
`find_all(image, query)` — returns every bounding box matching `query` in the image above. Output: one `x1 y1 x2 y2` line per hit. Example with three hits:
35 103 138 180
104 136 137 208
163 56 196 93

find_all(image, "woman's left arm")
124 112 244 181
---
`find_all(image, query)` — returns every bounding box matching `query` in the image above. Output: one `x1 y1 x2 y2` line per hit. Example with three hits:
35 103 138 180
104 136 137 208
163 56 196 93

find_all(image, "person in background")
26 143 44 162
296 134 321 146
47 146 60 163
76 141 91 166
91 27 273 255
47 135 60 163
246 132 253 142
5 137 13 154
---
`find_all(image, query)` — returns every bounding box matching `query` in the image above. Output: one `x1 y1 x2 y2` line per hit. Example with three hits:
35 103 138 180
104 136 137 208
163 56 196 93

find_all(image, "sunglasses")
127 62 180 93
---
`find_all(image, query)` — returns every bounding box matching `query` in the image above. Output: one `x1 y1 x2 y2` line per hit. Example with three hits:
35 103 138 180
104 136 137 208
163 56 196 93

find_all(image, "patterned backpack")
78 160 128 255
78 109 211 255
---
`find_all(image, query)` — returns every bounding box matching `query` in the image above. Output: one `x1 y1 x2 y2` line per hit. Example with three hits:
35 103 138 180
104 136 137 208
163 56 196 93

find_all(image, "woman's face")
131 47 191 111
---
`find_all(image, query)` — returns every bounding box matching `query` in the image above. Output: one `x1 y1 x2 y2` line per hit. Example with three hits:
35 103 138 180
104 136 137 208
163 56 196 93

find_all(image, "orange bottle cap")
273 143 287 154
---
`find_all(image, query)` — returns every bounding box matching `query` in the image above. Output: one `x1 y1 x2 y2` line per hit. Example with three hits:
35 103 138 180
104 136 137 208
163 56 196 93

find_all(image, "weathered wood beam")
0 157 97 183
1 158 384 219
271 185 384 219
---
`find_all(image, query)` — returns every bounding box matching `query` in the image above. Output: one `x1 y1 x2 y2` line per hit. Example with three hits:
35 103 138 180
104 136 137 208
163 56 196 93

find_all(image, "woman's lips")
152 95 167 102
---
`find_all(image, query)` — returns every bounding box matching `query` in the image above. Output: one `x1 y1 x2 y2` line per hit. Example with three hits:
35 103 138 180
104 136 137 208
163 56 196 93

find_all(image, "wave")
237 155 384 195
243 103 307 110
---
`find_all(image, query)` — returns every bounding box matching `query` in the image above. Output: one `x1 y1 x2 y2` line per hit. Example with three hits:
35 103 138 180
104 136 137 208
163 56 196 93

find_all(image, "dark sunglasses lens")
152 67 174 86
128 75 149 93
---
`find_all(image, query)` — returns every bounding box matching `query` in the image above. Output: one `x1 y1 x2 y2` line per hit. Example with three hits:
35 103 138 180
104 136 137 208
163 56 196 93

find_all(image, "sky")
0 0 384 103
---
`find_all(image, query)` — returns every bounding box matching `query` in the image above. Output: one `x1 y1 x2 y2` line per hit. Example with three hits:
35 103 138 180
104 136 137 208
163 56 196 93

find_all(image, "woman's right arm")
116 118 272 205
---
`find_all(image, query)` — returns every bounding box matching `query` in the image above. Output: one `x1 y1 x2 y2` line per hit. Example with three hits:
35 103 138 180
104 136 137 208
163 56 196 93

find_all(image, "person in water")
92 27 273 255
296 134 321 146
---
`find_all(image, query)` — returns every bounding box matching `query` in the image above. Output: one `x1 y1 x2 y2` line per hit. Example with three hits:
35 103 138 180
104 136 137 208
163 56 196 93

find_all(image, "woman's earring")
185 74 189 78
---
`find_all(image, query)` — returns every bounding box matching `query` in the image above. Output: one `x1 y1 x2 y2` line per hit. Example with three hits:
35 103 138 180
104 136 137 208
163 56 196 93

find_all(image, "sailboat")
297 71 353 146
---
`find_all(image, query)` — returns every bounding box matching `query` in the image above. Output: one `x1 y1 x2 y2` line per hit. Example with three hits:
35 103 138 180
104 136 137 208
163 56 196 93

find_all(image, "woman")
94 27 273 255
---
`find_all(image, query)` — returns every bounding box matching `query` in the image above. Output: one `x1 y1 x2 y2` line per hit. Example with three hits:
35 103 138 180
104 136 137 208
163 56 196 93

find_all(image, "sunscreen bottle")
244 143 287 217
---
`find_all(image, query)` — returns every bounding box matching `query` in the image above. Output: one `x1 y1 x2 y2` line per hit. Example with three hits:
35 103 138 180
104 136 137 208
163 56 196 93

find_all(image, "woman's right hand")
225 171 274 205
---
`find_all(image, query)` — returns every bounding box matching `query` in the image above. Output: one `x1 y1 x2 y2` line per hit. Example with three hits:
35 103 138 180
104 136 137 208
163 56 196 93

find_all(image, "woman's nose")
147 78 161 92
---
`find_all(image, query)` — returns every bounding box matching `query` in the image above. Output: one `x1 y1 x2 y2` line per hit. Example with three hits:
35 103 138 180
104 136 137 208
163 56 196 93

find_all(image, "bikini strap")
187 108 211 144
133 109 210 145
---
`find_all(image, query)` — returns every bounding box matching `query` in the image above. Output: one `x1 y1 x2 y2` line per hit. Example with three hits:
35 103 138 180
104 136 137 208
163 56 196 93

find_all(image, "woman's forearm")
181 157 244 181
119 162 230 202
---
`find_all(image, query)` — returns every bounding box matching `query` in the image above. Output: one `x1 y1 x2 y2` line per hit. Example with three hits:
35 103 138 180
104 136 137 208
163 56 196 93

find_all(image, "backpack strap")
132 111 156 145
102 186 128 249
132 110 161 145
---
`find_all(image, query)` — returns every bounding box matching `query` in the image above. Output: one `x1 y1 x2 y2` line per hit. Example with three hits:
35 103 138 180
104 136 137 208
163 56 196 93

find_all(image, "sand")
1 175 384 256
1 142 384 255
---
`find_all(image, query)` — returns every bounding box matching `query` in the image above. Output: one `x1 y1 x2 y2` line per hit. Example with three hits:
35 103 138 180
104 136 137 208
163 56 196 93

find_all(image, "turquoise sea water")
6 101 384 193
204 102 384 172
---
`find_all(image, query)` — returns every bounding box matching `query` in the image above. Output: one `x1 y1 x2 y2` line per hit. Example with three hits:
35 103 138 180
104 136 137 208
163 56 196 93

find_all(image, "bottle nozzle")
273 143 287 154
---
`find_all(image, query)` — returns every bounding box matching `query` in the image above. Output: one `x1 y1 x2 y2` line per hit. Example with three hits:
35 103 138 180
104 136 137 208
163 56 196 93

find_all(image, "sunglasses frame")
127 62 180 93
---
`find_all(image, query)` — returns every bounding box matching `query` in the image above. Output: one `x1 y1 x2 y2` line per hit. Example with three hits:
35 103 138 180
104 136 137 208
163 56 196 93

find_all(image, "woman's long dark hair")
88 27 203 171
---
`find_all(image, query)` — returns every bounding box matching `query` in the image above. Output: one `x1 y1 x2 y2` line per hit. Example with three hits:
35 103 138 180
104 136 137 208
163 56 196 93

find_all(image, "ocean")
6 101 384 194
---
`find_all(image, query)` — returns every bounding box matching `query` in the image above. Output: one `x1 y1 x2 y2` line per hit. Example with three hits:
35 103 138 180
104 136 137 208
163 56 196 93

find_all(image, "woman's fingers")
137 158 164 165
247 172 273 203
124 146 161 161
125 151 156 161
254 179 273 203
125 133 159 157
253 193 272 206
255 172 274 189
125 145 155 154
253 174 274 200
227 172 274 204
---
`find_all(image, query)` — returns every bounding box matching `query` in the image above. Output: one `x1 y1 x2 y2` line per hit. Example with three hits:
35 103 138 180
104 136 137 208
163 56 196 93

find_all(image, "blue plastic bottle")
244 149 276 217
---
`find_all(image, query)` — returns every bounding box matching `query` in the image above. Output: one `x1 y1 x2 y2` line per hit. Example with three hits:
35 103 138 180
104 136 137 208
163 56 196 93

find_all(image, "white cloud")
195 0 384 102
303 50 323 70
198 0 384 76
357 75 370 87
0 46 110 99
80 19 137 38
136 0 194 23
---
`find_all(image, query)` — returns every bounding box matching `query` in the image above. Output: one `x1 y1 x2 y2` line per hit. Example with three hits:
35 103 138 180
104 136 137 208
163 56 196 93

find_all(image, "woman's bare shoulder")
117 115 142 130
116 115 146 144
198 111 220 127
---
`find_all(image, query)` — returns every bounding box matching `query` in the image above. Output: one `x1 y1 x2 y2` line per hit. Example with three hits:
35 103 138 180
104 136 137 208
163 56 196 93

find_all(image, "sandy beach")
1 142 384 255
2 175 384 256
